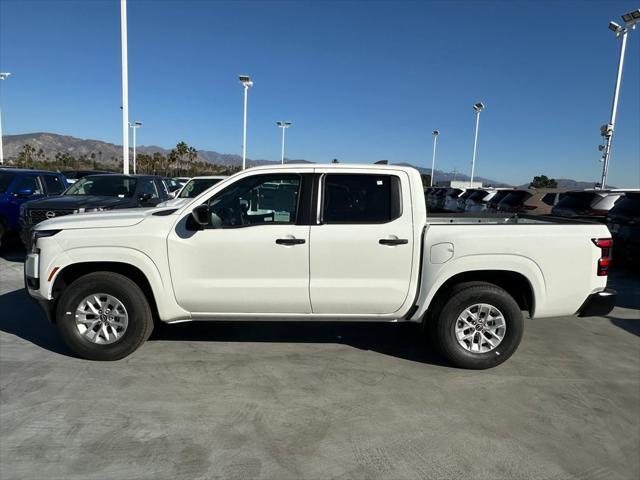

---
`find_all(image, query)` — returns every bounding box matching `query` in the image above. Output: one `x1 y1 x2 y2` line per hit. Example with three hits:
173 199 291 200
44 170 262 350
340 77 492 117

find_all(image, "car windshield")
555 192 597 208
500 191 532 205
178 178 224 198
65 176 137 197
0 172 16 193
468 190 490 202
608 194 640 217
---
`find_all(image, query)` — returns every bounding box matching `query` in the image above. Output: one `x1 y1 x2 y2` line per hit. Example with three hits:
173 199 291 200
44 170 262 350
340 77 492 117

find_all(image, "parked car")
606 192 640 264
426 187 445 211
20 174 171 247
497 188 565 216
174 177 191 186
486 190 514 213
551 190 625 219
456 189 485 212
62 170 114 184
0 168 67 247
163 177 183 197
466 189 499 213
157 176 228 208
25 164 615 369
443 188 465 212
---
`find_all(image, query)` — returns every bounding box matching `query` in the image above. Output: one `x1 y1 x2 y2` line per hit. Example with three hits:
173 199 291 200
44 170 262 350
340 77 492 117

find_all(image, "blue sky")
1 0 638 187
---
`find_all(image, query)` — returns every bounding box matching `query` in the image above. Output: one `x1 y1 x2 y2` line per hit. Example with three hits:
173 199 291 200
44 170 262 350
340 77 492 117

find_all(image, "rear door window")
322 174 402 224
42 174 66 194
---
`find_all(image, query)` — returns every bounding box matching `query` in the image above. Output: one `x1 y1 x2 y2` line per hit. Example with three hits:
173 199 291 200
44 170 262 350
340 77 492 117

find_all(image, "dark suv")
606 192 640 264
0 168 68 247
20 174 170 246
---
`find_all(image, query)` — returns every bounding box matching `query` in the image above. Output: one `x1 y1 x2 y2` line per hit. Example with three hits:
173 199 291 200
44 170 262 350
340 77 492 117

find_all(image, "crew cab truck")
24 164 617 369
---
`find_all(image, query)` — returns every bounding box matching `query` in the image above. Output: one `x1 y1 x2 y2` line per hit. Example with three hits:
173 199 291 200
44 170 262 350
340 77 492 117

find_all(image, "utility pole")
430 130 439 187
599 10 639 188
0 72 11 165
120 0 130 174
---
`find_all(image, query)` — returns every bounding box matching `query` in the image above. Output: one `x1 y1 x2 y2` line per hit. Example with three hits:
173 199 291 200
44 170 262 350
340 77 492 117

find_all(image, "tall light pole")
470 102 485 187
129 121 142 174
598 9 639 189
120 0 130 174
0 72 11 166
430 130 439 187
239 75 253 170
276 121 292 164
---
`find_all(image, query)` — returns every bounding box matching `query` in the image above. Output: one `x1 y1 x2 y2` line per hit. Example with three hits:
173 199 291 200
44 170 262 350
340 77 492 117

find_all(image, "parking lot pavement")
0 249 638 480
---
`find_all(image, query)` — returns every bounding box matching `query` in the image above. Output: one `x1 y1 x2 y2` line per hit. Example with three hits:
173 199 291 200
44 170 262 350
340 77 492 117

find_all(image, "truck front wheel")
434 283 524 369
56 272 154 361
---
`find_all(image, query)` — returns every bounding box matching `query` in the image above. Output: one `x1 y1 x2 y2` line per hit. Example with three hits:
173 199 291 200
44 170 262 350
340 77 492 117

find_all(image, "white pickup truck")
24 164 617 369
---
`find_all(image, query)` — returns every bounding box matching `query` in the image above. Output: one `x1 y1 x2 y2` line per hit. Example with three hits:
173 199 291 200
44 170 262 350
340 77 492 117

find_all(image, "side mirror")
15 188 34 198
191 204 210 228
138 192 153 203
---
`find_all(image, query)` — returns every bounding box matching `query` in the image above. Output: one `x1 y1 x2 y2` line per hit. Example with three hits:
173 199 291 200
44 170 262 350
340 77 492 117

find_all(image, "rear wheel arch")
424 270 535 324
51 262 160 324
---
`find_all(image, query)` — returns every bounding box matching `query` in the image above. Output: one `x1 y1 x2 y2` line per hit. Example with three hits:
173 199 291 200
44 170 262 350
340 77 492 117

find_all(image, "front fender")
43 245 189 322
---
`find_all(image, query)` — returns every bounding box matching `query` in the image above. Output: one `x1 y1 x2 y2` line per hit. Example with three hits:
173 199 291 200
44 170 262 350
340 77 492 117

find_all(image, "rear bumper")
577 289 617 317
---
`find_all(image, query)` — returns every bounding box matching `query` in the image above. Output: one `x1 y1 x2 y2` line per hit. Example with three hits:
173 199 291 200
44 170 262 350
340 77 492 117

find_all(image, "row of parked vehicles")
0 167 227 248
426 185 639 263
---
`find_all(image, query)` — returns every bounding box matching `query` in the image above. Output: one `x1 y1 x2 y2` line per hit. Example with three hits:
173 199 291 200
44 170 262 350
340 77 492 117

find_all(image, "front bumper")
577 289 617 317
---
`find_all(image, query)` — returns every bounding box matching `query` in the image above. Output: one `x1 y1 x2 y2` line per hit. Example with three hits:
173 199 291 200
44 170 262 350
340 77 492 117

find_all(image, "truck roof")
246 163 420 173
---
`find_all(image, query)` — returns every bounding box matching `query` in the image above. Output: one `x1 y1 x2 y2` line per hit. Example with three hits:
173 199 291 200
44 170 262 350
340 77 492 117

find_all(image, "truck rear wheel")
56 272 154 361
434 283 523 369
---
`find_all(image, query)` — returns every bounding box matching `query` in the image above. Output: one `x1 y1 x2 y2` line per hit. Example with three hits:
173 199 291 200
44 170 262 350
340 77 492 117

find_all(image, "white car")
25 164 616 369
157 176 228 208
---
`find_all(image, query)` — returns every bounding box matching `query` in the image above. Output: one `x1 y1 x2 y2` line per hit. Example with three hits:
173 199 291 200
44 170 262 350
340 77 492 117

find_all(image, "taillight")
592 238 612 276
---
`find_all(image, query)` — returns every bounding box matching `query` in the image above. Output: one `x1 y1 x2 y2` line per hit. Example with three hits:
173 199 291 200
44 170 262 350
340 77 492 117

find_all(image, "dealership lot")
0 249 638 480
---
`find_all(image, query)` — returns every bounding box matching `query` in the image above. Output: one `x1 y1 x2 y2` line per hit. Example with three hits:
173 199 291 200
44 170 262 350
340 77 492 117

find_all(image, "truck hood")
35 207 177 231
25 194 138 210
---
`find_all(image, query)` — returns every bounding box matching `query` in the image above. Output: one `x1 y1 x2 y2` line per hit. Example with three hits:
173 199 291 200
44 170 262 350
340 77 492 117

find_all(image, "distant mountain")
3 132 604 190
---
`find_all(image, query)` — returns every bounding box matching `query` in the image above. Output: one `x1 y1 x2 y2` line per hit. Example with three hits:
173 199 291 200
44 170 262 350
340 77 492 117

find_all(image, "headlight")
31 229 61 253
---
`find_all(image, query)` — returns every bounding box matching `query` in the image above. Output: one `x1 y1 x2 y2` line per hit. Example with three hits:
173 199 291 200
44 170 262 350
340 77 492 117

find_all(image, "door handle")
379 238 408 246
276 238 306 246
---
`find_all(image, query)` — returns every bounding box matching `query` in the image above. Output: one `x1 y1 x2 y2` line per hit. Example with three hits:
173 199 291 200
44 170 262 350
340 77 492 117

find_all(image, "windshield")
554 192 597 209
0 173 16 193
178 178 224 198
500 191 532 206
468 190 489 202
65 176 137 197
609 194 640 217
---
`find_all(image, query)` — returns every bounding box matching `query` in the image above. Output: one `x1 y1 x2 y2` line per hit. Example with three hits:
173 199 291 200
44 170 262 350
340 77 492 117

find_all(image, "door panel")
310 172 414 315
167 172 311 314
168 224 311 313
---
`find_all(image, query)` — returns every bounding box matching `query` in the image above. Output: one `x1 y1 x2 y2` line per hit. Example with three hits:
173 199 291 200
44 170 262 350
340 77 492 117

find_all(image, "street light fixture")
0 72 11 166
129 121 142 174
276 121 292 164
470 102 485 186
598 9 639 189
239 75 253 170
430 130 439 187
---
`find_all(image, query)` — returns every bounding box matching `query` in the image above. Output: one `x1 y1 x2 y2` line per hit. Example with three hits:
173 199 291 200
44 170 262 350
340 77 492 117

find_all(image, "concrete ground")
0 248 638 480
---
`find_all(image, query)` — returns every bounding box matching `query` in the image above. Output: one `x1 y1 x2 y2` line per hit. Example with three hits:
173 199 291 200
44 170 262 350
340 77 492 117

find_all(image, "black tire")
56 272 154 361
434 282 524 369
